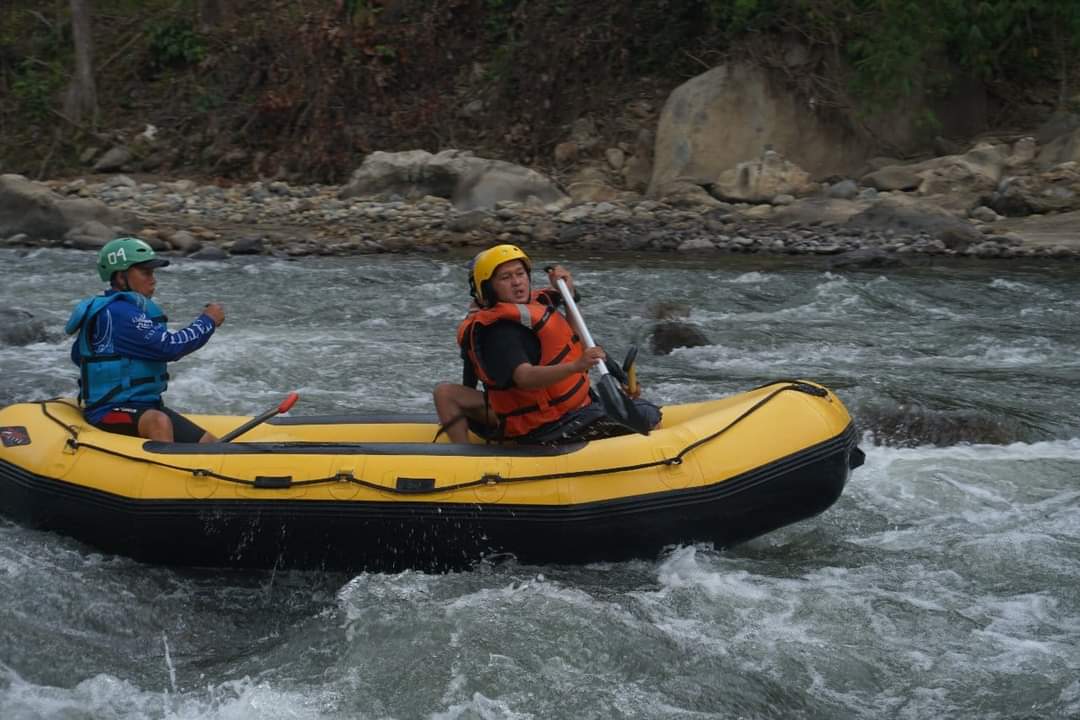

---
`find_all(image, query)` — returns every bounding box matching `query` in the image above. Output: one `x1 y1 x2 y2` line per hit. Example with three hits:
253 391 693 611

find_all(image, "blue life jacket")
65 292 170 408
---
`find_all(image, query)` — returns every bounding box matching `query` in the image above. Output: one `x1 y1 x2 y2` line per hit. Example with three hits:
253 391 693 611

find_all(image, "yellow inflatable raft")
0 380 863 571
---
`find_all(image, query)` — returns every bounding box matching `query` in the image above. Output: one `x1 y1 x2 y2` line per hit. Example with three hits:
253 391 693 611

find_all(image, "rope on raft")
38 381 830 495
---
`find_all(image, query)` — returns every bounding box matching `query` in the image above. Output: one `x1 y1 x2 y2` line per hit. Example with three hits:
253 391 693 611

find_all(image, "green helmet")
97 237 169 282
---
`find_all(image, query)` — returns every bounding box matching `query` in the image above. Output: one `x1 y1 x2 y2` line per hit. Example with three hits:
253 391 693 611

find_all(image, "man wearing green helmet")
65 237 226 442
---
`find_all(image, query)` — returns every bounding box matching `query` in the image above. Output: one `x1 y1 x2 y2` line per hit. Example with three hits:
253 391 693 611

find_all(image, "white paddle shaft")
555 277 609 377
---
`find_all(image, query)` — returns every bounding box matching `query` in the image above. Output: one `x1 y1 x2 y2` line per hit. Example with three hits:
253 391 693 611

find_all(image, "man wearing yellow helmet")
433 244 659 444
65 237 225 443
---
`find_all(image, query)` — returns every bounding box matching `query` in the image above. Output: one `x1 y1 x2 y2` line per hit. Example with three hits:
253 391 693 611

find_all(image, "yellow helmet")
470 244 531 306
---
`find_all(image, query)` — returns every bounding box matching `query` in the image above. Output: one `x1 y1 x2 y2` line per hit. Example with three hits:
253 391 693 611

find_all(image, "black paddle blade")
603 356 629 385
596 374 652 436
622 345 639 397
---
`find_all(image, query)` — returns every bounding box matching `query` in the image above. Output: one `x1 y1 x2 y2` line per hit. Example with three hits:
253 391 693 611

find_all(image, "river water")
1 247 1078 719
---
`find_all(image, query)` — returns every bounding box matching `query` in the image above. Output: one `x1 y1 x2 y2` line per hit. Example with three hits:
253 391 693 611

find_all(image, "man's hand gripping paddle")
553 277 651 436
219 392 299 442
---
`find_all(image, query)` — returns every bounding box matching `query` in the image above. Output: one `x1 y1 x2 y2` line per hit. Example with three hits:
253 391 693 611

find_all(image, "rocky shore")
1 167 1078 265
5 55 1080 264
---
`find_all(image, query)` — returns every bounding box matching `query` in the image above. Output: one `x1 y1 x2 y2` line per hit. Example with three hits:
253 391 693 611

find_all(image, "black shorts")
91 405 208 443
471 398 663 445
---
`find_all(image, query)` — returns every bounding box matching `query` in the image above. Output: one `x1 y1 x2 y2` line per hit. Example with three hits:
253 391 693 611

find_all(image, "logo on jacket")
0 426 31 447
134 312 155 332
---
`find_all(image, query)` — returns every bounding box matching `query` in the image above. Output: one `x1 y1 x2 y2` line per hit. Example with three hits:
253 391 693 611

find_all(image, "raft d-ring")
63 438 79 454
329 468 361 500
474 472 507 503
657 446 690 489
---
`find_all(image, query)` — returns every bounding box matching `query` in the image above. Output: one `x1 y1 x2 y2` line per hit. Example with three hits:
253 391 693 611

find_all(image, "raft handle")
396 476 435 493
254 475 292 489
792 382 829 398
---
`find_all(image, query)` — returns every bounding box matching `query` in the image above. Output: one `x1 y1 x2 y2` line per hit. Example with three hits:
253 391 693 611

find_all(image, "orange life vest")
457 290 592 438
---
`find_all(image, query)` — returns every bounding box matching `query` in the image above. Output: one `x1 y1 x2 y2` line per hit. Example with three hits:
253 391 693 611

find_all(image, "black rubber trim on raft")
0 423 859 570
0 423 856 523
140 439 587 456
267 413 441 426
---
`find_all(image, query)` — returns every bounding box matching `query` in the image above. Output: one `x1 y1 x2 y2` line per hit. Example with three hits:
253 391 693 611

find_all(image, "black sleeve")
476 322 540 388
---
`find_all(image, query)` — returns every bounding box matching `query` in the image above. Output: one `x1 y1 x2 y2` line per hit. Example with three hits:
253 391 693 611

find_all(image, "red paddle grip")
277 392 299 413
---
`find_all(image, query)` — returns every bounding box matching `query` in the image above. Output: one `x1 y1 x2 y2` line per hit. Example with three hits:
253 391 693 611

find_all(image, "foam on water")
2 249 1080 718
725 271 773 284
430 692 534 720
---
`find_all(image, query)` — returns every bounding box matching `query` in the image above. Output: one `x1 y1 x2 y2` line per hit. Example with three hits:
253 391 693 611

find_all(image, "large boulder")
1035 109 1080 145
862 141 1020 213
1036 127 1080 168
0 174 129 242
769 197 869 227
827 248 906 270
1006 136 1038 167
64 220 116 250
709 151 816 203
648 63 872 197
92 146 132 172
649 321 711 356
846 196 981 247
989 163 1080 216
913 142 1009 213
0 308 49 346
337 149 568 211
860 403 1025 447
995 207 1080 249
862 165 922 192
654 180 726 210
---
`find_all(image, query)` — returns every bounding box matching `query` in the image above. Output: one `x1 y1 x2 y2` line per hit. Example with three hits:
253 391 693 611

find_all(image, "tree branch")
36 128 61 180
100 30 145 73
27 10 56 33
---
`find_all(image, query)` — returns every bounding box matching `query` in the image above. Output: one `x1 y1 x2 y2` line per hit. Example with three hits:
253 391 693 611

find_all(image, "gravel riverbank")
5 173 1080 261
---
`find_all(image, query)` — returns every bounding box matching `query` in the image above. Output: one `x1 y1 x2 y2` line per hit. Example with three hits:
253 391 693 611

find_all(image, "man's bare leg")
433 383 497 443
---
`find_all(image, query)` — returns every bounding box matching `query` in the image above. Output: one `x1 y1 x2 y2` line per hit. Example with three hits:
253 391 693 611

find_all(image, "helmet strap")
480 280 495 308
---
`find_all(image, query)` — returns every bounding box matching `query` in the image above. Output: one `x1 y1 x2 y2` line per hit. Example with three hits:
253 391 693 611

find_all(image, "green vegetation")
11 59 64 121
0 0 1078 181
696 0 1080 109
147 19 206 71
